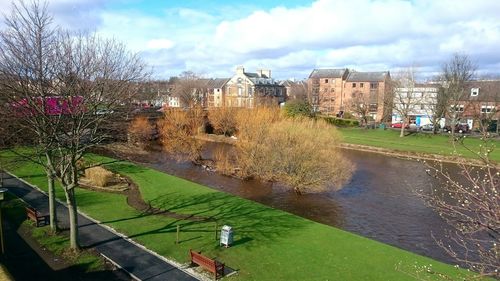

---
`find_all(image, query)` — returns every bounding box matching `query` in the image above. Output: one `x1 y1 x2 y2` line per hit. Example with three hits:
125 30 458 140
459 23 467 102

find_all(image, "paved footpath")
2 172 200 281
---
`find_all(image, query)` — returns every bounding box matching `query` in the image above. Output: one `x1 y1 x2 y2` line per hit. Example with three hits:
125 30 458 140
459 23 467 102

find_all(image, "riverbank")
338 127 500 163
0 152 472 280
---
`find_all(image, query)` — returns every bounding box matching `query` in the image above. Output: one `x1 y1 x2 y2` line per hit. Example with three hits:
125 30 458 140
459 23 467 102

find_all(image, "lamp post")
0 188 7 254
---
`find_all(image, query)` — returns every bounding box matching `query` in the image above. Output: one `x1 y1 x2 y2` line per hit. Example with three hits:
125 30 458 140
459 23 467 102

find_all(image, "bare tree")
0 1 148 249
171 71 205 107
287 81 308 101
392 67 423 137
420 139 499 278
440 54 476 137
348 91 371 126
0 0 61 232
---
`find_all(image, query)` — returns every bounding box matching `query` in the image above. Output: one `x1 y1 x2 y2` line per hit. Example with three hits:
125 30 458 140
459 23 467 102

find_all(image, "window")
481 105 494 113
452 104 464 112
216 89 220 92
352 83 357 88
325 79 329 83
360 83 364 88
420 104 425 110
370 82 378 89
330 88 335 92
471 88 479 96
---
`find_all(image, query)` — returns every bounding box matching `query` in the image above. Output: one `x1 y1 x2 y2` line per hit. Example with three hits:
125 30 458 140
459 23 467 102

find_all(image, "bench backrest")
26 207 38 216
190 250 216 269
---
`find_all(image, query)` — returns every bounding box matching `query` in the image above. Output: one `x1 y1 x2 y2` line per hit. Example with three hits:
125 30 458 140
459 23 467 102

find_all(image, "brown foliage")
84 166 114 187
208 107 237 136
234 107 353 193
128 116 153 147
158 106 205 162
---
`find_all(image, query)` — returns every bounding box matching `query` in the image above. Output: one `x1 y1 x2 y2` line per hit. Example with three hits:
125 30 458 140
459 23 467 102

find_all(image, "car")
443 124 470 133
419 124 434 131
390 122 409 129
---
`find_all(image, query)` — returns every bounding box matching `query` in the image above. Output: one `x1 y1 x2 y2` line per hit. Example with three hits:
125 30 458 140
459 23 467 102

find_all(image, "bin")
220 225 233 247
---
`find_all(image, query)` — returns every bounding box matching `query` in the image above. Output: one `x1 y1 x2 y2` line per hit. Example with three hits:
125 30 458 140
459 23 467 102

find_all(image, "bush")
208 107 237 136
321 116 359 127
283 100 314 118
128 116 154 147
84 166 114 187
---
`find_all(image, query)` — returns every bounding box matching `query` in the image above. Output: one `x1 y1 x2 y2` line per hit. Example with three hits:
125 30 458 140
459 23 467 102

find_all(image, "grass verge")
338 127 500 162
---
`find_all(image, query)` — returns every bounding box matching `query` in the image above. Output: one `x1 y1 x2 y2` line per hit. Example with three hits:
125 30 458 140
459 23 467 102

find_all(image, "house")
225 66 285 108
456 80 500 130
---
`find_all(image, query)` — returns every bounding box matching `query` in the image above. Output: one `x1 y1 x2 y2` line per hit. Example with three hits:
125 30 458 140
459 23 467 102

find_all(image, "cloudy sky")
2 0 499 80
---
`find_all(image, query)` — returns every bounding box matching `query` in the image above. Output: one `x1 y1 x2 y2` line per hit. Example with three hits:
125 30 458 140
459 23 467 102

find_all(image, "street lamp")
0 188 7 254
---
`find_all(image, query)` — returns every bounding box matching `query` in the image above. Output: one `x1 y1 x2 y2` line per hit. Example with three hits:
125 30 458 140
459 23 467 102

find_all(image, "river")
122 144 464 265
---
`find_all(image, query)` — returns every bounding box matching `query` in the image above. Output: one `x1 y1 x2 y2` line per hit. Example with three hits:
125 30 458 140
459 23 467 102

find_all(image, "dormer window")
471 88 479 96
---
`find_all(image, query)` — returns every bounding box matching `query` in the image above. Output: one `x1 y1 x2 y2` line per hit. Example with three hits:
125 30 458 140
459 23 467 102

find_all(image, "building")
456 80 500 130
345 71 391 122
307 68 390 121
391 83 441 127
201 78 230 108
307 68 348 113
225 66 285 108
280 79 308 101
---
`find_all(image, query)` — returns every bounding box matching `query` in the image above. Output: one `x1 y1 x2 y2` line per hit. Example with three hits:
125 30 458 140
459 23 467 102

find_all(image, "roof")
249 77 281 86
244 72 261 78
309 69 347 79
346 71 389 82
460 80 500 102
203 78 230 89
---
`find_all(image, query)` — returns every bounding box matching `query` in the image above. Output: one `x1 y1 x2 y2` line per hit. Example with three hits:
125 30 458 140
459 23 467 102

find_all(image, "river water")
125 144 462 265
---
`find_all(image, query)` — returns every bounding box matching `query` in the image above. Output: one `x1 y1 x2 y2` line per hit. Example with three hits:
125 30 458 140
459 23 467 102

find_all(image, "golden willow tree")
0 1 148 249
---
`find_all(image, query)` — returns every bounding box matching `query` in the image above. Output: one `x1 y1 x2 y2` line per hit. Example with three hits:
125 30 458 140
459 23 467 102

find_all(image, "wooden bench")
190 249 224 280
25 206 49 227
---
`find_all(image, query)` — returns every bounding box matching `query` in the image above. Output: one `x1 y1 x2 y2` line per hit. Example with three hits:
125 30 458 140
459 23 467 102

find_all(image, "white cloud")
146 39 175 50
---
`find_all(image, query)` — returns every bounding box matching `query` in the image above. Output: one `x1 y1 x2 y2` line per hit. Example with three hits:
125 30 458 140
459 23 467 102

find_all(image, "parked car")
419 124 434 131
443 124 470 133
390 122 409 129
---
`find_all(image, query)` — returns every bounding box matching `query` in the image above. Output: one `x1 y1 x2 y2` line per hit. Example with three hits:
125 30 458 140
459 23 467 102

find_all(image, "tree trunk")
47 173 58 232
65 188 79 250
400 122 405 137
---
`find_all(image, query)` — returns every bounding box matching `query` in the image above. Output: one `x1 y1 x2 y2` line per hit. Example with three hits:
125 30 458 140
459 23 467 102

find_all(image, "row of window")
322 79 378 89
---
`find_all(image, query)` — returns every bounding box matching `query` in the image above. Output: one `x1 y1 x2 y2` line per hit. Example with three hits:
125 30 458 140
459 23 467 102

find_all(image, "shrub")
322 116 359 127
208 107 237 136
283 100 314 118
128 116 154 147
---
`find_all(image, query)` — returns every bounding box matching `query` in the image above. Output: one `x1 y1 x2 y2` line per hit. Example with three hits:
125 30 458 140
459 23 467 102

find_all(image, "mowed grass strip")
1 152 473 280
338 127 500 162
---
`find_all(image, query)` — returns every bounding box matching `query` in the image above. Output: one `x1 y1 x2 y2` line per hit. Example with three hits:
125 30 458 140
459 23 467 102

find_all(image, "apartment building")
307 69 390 121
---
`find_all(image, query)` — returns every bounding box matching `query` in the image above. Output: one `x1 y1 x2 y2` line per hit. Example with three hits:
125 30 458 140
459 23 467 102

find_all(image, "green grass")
338 127 500 162
1 194 104 273
1 152 476 280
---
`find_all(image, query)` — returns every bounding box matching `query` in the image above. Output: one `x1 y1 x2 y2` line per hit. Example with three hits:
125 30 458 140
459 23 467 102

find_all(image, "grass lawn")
1 194 105 273
338 127 500 162
1 152 474 280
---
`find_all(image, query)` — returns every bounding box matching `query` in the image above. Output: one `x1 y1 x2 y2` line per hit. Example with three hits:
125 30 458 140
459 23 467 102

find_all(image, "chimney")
257 69 271 78
236 66 245 75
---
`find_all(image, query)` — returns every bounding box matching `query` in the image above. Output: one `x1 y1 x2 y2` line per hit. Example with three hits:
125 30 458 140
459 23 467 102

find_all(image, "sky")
1 0 499 80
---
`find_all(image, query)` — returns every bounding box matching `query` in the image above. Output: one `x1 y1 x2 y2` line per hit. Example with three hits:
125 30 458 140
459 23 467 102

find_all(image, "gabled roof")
309 69 348 79
244 72 261 78
204 78 230 89
347 71 389 82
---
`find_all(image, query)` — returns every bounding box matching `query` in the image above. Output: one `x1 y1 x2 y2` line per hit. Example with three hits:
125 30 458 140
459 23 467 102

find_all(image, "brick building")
307 68 391 121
